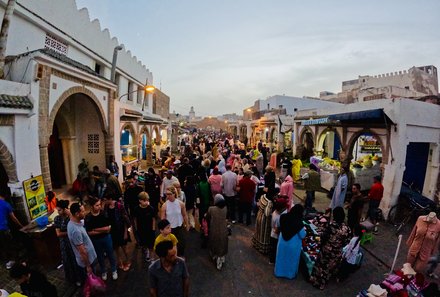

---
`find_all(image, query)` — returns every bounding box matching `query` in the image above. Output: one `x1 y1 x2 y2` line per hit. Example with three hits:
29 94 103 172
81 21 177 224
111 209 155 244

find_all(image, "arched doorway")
121 124 136 163
48 124 66 188
347 130 384 191
349 132 383 165
317 128 342 160
139 126 153 166
0 162 10 199
48 92 106 188
299 128 315 160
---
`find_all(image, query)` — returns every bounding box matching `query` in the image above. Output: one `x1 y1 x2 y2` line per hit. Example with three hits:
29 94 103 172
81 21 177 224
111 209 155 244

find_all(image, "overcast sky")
76 0 440 117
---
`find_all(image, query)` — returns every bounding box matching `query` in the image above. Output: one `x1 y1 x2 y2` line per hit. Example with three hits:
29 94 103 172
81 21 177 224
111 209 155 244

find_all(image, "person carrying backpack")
337 225 363 282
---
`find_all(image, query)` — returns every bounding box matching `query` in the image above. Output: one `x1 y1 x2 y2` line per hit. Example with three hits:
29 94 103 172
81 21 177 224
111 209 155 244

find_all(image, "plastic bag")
84 272 106 297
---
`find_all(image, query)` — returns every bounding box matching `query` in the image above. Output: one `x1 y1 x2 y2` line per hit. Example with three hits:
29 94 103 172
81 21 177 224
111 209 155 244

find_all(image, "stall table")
301 221 320 278
353 165 381 191
21 221 61 269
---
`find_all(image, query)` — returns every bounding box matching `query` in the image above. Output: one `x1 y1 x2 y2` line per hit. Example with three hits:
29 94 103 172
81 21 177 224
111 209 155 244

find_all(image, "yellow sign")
23 175 47 220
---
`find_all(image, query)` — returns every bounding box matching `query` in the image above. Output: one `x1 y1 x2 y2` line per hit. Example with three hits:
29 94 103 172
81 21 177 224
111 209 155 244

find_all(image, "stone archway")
298 126 315 160
40 86 109 190
346 129 387 164
317 128 343 160
0 140 17 183
49 86 107 134
139 126 153 166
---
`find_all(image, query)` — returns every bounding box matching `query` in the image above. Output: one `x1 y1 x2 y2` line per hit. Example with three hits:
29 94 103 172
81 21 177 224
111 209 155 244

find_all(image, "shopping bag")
354 250 364 269
84 272 106 297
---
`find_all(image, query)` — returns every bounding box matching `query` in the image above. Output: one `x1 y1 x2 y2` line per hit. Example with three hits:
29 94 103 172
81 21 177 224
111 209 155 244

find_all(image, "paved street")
3 187 435 297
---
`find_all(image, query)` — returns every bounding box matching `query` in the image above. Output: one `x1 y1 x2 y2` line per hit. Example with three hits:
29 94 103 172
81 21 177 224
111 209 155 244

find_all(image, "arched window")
120 125 137 163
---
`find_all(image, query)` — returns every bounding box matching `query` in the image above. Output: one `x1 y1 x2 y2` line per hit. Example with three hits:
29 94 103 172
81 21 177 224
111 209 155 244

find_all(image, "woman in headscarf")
206 194 228 270
274 204 306 279
252 193 273 254
263 165 277 201
208 167 222 199
144 167 162 215
279 175 294 211
310 206 351 290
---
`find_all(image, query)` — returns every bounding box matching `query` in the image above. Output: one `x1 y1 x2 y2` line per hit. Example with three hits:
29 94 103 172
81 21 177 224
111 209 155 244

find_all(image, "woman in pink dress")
279 175 294 211
208 167 223 199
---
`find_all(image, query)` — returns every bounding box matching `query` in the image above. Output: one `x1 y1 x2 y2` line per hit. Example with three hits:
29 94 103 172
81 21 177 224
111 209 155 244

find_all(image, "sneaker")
75 281 82 287
216 257 222 270
231 220 236 224
101 272 108 281
373 226 378 234
6 261 15 270
112 271 118 280
429 273 439 280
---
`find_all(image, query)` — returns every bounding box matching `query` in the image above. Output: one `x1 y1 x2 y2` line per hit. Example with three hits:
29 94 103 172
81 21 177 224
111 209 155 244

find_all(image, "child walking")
133 192 156 263
154 219 178 252
337 224 363 282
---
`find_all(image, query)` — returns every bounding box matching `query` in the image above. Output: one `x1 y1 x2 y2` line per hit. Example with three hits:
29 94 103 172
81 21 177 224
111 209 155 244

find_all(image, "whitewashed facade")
294 98 440 215
0 0 167 222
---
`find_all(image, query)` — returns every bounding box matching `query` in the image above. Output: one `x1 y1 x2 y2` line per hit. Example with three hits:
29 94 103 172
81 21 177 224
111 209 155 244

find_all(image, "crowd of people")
1 130 403 297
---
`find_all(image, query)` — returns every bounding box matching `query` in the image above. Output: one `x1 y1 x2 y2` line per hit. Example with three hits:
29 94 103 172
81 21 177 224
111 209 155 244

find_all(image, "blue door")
403 142 430 192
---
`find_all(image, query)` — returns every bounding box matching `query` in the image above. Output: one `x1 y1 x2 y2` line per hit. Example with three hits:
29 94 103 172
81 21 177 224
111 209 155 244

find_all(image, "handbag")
84 272 106 297
354 250 363 267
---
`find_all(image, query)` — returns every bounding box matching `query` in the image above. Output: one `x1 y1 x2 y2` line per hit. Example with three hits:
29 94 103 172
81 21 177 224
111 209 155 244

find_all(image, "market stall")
356 264 438 296
20 175 61 269
300 213 329 278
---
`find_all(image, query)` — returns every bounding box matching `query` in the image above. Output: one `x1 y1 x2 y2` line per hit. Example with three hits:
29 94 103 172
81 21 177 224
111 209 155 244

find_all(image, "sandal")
123 263 131 271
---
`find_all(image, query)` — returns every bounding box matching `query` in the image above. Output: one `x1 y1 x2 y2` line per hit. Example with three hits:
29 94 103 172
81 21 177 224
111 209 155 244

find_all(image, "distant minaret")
189 106 195 121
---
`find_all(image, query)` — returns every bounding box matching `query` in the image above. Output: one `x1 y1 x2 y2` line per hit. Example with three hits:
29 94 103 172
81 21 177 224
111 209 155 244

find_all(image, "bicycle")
388 181 436 234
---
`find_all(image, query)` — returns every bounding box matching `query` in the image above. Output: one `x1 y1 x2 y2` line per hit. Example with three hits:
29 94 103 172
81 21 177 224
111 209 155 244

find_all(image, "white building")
0 0 167 223
320 65 438 103
294 98 440 215
229 95 343 151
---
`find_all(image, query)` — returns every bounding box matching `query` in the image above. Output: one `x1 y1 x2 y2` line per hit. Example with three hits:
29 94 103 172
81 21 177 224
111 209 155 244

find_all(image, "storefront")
294 99 440 216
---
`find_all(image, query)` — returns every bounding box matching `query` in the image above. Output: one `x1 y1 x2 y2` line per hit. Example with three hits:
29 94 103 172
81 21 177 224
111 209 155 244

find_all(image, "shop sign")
359 136 381 153
23 175 47 220
301 117 329 126
360 145 381 153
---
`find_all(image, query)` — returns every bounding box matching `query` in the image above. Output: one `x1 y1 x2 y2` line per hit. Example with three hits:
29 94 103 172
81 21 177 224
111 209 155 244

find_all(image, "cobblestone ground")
1 187 438 297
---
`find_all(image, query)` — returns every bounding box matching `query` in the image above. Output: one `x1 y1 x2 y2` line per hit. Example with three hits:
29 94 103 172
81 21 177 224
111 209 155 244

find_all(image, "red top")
368 182 384 201
238 177 256 204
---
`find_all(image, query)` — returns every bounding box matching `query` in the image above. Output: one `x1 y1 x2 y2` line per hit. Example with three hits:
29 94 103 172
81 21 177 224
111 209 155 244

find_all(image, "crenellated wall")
1 0 153 85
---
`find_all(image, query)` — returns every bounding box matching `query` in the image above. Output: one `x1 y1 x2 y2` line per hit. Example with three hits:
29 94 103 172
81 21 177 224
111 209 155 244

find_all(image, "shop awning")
140 114 164 124
328 109 393 124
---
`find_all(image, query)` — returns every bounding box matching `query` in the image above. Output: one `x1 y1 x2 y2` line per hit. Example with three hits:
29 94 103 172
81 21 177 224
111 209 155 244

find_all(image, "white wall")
1 0 153 86
260 95 343 114
14 114 41 181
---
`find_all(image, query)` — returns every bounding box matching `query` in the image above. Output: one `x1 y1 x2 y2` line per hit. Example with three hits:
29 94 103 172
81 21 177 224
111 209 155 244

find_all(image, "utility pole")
0 0 17 79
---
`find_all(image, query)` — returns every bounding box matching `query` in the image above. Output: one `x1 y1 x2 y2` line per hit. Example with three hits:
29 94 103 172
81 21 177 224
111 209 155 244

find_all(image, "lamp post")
111 45 123 83
118 85 155 101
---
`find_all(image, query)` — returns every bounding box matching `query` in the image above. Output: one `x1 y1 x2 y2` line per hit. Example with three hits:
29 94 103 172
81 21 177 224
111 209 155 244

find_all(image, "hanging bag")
83 272 106 297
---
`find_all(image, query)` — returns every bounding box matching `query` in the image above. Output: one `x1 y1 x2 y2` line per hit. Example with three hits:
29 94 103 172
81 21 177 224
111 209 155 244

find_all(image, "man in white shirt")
222 164 238 223
161 170 179 197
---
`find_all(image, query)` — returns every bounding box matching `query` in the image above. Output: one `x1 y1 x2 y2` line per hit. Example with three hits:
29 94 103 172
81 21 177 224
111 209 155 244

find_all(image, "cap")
174 160 181 165
104 169 111 174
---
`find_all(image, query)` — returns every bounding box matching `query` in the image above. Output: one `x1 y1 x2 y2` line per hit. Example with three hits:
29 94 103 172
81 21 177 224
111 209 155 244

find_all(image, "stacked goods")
302 224 320 262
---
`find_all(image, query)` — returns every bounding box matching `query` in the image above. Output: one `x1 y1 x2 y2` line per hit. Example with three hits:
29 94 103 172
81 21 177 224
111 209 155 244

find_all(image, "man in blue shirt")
149 240 189 297
0 195 23 269
67 202 97 276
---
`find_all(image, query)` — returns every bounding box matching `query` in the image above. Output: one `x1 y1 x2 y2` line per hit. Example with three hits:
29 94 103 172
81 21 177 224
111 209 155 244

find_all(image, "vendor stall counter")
301 221 320 277
21 218 61 269
299 168 338 191
353 165 381 191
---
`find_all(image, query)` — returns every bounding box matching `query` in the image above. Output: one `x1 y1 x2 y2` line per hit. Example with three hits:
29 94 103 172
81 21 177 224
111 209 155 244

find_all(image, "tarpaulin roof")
328 108 393 124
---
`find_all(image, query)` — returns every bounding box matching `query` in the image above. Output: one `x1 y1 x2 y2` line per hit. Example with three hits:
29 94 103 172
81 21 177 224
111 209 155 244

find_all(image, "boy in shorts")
154 219 178 252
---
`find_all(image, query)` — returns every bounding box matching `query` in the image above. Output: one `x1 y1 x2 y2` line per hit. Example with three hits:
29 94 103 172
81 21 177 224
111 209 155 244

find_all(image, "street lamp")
118 84 155 101
111 45 123 83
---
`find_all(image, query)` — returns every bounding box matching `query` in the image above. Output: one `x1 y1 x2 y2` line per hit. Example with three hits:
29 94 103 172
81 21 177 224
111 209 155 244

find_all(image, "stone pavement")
1 188 438 297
